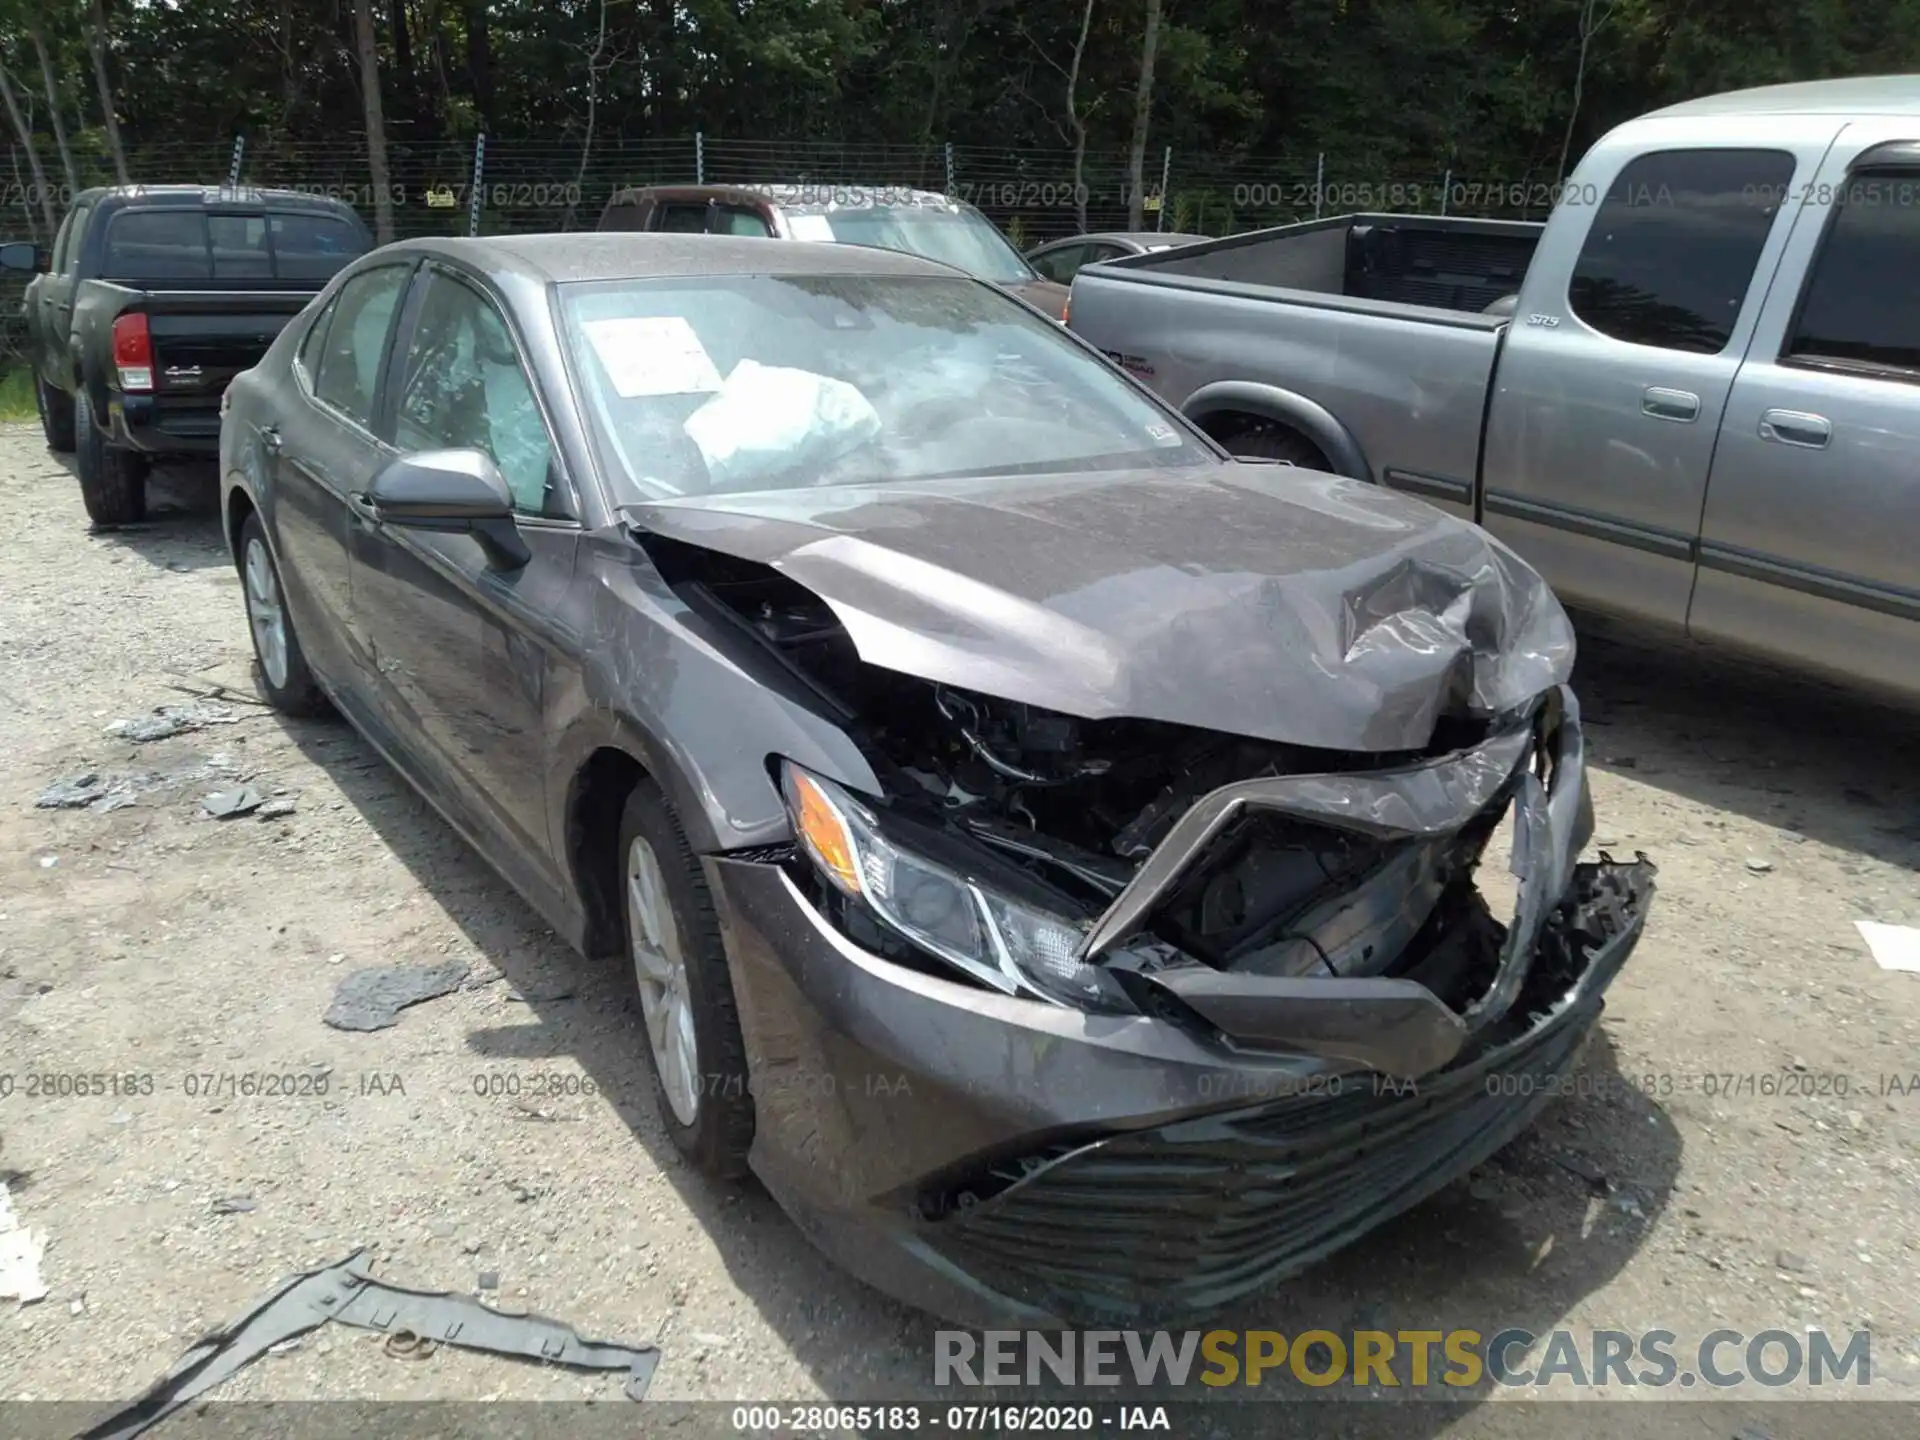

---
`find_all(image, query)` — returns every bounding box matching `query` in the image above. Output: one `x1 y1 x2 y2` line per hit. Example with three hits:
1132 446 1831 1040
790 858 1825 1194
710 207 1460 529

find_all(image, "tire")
237 511 327 716
1216 418 1331 471
73 387 149 528
36 375 75 452
619 779 755 1179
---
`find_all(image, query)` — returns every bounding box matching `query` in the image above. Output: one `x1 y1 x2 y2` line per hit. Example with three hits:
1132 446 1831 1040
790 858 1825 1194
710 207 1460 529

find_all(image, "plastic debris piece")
36 773 108 809
73 1249 661 1439
1856 920 1920 974
211 1196 258 1215
0 1180 49 1304
324 962 471 1031
204 787 265 819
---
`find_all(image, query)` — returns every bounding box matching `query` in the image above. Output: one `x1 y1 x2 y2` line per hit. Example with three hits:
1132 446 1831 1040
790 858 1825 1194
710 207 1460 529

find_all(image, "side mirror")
365 448 530 568
0 241 45 273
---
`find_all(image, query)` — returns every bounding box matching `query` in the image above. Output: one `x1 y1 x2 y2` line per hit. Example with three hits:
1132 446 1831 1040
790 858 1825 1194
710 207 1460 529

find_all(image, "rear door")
349 260 581 895
1689 125 1920 697
270 259 414 699
36 201 92 388
1479 120 1835 628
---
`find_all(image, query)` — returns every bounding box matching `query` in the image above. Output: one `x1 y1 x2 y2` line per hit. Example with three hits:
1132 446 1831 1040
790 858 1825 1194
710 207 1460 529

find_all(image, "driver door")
348 261 583 898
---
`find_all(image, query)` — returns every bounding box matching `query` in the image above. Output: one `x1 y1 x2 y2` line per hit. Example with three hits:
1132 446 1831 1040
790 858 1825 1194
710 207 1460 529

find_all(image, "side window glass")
50 210 75 273
1786 169 1920 374
296 294 340 382
1568 148 1795 354
656 204 710 233
311 265 409 428
1032 244 1086 283
713 206 772 237
394 271 558 517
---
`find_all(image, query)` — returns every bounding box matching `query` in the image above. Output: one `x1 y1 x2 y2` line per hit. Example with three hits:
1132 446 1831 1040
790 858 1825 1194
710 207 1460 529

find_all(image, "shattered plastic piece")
211 1196 258 1215
36 773 107 809
257 798 297 819
0 1179 49 1304
104 703 242 743
204 787 265 819
1855 920 1920 974
324 961 470 1031
73 1248 662 1440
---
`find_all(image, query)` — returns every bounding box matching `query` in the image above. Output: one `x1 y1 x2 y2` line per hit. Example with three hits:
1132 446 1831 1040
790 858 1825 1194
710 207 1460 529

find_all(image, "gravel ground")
1 422 1917 1437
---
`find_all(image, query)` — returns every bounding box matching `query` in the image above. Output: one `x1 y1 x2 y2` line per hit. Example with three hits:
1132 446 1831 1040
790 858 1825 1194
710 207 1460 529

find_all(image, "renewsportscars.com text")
934 1328 1875 1393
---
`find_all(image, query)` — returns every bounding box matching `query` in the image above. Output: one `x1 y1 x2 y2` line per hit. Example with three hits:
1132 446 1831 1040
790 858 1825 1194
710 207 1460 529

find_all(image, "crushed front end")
658 539 1655 1327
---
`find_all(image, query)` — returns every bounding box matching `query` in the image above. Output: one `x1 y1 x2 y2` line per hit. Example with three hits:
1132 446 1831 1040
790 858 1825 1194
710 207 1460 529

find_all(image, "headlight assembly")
779 760 1134 1013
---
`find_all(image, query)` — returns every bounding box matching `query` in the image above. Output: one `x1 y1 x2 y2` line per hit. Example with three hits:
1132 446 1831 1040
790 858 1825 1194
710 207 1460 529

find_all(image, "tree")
29 25 79 200
0 57 54 233
1024 0 1099 232
1127 0 1164 229
1558 0 1617 183
351 0 394 244
86 0 128 185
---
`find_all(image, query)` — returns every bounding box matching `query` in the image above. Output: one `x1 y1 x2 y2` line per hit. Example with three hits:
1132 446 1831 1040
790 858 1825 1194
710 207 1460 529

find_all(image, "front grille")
922 994 1595 1325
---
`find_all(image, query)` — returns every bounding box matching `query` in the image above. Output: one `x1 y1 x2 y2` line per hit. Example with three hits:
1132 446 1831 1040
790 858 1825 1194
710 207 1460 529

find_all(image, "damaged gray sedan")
218 232 1655 1327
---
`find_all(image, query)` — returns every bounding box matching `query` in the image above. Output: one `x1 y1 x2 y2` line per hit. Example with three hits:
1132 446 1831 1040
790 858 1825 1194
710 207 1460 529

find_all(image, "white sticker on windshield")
581 316 724 397
1147 423 1182 446
786 214 835 241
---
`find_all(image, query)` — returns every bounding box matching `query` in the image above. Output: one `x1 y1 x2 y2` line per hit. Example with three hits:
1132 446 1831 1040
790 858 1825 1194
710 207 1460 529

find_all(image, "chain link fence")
3 132 1561 370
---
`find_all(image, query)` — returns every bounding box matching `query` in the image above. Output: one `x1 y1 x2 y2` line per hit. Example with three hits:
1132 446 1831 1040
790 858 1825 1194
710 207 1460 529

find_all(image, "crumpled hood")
623 464 1575 753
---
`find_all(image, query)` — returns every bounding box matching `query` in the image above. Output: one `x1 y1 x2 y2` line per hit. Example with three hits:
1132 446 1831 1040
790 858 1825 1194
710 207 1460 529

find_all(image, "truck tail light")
112 313 154 392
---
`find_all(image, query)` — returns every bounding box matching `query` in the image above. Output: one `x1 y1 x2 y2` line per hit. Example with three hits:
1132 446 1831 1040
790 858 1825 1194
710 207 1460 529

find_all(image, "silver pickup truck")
1067 75 1920 703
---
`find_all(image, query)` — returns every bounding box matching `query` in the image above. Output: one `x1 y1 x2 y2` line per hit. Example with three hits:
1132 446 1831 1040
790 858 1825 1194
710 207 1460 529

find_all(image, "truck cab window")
655 203 710 233
1568 148 1794 354
713 206 772 237
1785 169 1920 376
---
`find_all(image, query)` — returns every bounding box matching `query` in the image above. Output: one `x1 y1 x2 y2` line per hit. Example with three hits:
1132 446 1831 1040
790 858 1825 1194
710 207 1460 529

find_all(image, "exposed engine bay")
646 532 1545 1023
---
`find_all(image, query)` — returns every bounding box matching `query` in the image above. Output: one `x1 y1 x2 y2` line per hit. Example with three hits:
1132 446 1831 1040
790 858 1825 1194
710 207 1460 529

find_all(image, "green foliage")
0 0 1913 201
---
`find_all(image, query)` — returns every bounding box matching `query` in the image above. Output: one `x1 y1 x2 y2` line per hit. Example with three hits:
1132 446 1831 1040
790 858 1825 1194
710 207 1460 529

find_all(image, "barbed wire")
2 134 1556 364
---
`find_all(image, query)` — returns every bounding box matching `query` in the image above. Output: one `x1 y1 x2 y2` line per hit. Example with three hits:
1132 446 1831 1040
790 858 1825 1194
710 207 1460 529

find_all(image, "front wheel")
238 512 326 716
73 388 148 528
36 376 75 452
620 780 755 1179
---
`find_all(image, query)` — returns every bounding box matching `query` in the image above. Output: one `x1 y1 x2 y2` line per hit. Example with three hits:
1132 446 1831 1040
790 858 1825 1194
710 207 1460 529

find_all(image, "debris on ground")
257 797 297 819
203 786 265 819
210 1195 258 1215
73 1248 661 1439
0 1179 48 1304
104 702 244 743
324 961 471 1031
36 774 110 809
1855 920 1920 974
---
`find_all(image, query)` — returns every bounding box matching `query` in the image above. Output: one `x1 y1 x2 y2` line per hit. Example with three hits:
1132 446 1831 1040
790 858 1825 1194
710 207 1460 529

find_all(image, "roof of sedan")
412 232 963 283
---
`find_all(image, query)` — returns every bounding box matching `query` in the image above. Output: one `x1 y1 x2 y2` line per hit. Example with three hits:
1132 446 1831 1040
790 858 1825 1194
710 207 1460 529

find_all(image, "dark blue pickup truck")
3 185 371 527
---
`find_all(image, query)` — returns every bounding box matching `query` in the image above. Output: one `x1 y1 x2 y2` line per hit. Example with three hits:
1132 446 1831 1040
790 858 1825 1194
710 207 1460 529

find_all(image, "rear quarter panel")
1068 267 1502 512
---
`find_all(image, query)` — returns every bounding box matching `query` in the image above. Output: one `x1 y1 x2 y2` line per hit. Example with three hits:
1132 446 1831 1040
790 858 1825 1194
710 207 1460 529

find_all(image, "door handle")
348 491 379 519
1642 387 1700 423
1758 408 1831 449
257 424 282 454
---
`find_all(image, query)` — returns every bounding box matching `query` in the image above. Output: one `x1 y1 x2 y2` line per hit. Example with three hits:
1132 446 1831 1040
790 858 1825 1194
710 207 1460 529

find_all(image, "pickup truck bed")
1070 213 1543 519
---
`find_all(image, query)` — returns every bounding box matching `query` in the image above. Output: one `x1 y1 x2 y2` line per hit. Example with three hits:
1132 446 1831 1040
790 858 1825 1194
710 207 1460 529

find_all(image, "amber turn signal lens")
789 768 862 895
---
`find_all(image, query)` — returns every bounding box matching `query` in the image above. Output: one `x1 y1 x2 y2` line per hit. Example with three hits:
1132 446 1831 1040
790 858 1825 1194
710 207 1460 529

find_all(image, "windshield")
558 274 1214 503
785 205 1036 283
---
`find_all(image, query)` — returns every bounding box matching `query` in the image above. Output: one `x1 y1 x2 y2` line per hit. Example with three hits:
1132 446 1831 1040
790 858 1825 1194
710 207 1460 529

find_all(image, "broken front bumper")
706 817 1654 1326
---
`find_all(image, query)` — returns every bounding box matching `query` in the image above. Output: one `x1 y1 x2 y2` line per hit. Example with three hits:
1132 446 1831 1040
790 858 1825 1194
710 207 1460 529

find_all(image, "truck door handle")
258 424 282 454
1759 408 1831 449
1642 387 1700 422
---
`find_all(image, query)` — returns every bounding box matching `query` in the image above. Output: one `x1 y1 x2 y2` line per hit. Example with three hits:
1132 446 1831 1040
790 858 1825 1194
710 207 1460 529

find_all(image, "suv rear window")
103 209 367 282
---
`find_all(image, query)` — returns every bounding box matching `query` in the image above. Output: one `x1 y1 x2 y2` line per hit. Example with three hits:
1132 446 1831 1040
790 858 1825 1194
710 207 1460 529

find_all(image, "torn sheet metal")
77 1249 660 1440
621 461 1575 754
